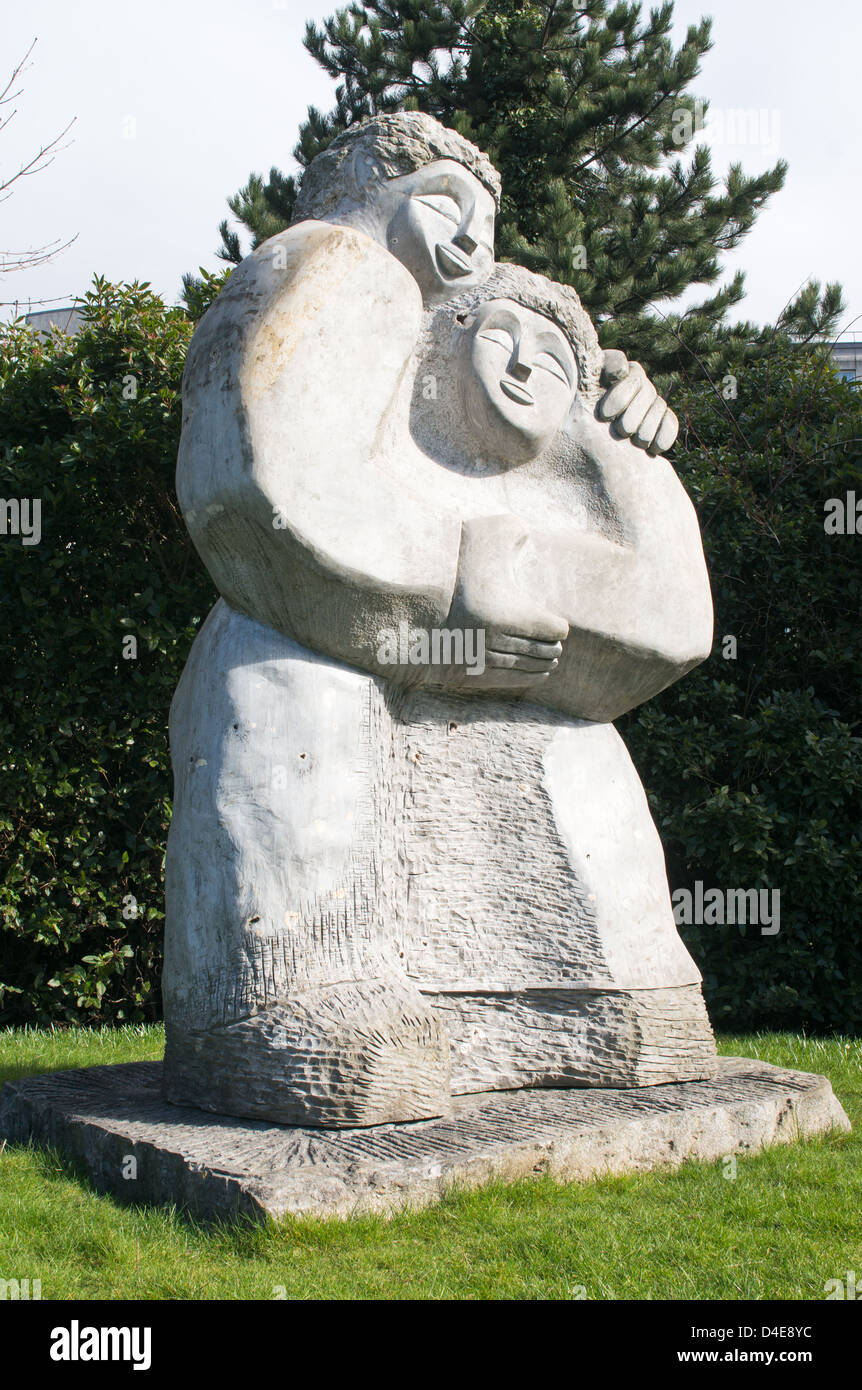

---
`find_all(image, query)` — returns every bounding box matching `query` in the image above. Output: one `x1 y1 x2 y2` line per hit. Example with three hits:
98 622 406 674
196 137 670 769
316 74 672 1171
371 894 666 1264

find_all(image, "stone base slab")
0 1057 850 1223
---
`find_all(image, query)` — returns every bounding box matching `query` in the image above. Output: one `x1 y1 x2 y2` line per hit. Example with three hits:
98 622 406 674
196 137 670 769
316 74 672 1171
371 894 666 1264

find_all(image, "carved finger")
619 380 658 438
485 650 559 673
500 612 569 644
634 396 667 449
490 635 564 660
600 349 629 388
476 668 553 689
597 361 645 421
647 409 679 455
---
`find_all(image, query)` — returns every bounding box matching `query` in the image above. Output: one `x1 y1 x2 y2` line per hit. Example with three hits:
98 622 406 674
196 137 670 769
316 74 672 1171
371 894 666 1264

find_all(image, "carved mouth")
500 378 534 406
435 243 473 277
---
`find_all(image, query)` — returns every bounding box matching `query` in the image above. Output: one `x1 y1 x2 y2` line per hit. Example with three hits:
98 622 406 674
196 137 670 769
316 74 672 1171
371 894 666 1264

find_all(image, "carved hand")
598 349 679 454
432 514 568 694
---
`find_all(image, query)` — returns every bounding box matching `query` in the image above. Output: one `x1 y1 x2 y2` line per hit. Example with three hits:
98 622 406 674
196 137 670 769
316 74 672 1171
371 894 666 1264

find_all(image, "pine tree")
190 1 843 388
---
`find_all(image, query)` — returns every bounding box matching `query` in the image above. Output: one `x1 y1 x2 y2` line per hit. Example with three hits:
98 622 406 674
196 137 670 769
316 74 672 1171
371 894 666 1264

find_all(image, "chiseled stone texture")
0 1059 849 1224
163 601 716 1126
164 111 717 1129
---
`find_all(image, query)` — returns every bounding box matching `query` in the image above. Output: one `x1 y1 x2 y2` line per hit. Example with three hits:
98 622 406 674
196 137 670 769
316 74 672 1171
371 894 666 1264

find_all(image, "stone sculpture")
163 113 716 1127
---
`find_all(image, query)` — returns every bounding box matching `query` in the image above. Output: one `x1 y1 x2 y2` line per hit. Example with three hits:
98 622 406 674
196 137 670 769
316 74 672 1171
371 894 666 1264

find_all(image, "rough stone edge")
0 1059 850 1223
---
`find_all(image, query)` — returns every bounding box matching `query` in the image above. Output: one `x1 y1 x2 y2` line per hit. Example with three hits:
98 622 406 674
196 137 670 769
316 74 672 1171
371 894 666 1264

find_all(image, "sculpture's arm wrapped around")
177 220 463 672
529 404 714 722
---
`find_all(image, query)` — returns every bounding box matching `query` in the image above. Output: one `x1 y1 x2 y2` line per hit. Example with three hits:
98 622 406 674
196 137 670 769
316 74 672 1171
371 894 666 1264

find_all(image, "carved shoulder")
179 222 422 517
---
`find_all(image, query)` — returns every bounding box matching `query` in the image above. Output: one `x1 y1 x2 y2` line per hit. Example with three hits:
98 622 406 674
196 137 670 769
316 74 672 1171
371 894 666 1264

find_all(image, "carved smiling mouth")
435 242 473 277
500 378 534 406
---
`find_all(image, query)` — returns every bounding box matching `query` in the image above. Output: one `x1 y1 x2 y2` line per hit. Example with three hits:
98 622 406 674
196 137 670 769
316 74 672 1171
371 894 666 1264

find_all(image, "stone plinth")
0 1058 849 1223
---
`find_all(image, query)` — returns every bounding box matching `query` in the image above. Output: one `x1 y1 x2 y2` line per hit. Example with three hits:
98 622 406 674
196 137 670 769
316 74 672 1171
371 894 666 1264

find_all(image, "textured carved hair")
451 262 604 402
291 112 502 224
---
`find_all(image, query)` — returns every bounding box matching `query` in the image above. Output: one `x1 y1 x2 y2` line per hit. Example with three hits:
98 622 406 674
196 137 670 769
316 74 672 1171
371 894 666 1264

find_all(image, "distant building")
831 338 862 383
22 305 84 339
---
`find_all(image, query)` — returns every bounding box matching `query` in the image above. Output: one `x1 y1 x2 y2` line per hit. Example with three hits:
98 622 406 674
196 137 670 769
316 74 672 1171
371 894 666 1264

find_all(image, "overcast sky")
1 0 856 337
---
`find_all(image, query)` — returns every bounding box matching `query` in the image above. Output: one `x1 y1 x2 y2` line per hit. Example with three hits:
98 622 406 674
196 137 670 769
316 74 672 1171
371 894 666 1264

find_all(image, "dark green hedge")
0 281 214 1022
622 348 862 1034
1 284 859 1032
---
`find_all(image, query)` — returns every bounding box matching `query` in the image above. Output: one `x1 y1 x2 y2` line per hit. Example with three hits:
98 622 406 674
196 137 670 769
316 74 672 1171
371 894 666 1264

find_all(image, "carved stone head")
451 264 604 464
291 112 501 304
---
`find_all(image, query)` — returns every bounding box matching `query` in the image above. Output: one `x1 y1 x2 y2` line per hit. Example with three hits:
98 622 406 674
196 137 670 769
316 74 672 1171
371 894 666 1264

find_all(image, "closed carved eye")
477 327 515 353
534 351 571 386
415 194 460 224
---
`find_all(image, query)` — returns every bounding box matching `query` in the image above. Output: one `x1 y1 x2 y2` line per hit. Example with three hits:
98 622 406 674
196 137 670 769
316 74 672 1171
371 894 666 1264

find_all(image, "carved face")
459 299 578 463
383 160 496 304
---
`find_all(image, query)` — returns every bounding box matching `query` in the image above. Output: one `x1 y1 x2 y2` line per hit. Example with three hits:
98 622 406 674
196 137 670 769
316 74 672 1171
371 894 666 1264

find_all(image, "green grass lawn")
0 1027 859 1300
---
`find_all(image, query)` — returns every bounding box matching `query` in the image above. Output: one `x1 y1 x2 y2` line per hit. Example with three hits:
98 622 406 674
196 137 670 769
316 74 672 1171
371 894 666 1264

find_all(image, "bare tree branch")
0 116 76 200
0 37 76 272
0 36 37 108
0 233 78 272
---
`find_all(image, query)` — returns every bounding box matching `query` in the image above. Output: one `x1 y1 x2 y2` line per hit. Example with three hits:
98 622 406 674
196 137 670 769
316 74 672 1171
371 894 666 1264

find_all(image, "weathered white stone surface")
164 112 717 1128
0 1059 849 1223
164 601 715 1123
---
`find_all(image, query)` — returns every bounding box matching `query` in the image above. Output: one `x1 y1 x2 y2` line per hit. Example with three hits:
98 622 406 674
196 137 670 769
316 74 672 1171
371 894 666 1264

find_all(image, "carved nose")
453 230 477 256
509 358 532 382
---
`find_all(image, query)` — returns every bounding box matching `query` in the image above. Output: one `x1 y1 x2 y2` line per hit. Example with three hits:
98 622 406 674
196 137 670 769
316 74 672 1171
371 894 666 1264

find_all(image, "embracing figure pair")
163 113 715 1126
